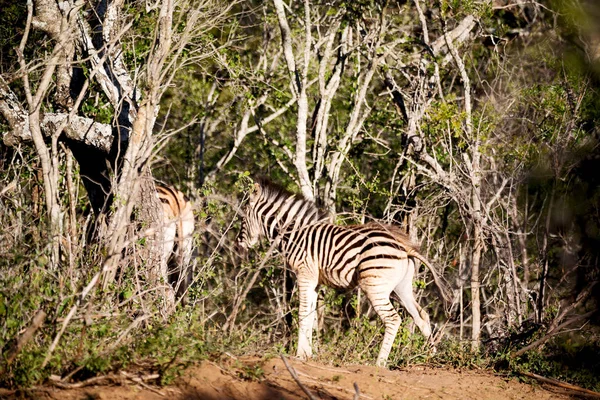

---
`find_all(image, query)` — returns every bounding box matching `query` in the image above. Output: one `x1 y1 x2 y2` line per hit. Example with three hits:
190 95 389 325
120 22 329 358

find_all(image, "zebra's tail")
369 222 454 307
406 249 453 307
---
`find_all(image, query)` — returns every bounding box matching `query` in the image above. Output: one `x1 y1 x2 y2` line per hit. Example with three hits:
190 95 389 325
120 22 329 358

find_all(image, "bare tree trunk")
272 0 314 200
98 0 179 312
312 21 347 190
324 20 388 214
510 192 530 315
64 145 78 284
17 0 75 270
537 185 555 323
471 220 483 351
443 18 482 351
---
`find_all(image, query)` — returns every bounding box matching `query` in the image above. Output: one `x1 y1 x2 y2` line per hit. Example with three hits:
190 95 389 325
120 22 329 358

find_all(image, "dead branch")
48 372 160 390
0 180 17 197
296 359 354 374
431 15 476 62
223 230 283 333
42 305 78 368
294 369 375 400
280 355 318 400
42 267 111 367
519 371 600 398
513 281 597 357
353 382 361 400
4 310 46 366
512 310 596 358
120 371 165 396
1 109 113 151
49 374 122 389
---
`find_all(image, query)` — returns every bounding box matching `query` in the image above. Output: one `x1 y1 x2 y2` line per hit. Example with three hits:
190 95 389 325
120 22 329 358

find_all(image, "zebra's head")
238 179 328 253
238 182 264 251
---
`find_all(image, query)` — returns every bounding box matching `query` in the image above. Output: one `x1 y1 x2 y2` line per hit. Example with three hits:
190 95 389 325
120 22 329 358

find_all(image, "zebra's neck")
258 191 323 243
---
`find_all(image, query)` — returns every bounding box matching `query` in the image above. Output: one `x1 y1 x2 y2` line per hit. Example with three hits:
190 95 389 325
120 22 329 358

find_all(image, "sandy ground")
2 357 577 400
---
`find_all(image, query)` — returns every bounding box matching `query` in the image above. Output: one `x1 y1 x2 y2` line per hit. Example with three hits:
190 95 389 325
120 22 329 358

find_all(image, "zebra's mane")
255 178 329 222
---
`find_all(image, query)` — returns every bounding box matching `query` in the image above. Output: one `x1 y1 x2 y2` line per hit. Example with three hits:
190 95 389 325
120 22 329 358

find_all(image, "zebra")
156 185 195 302
238 180 444 367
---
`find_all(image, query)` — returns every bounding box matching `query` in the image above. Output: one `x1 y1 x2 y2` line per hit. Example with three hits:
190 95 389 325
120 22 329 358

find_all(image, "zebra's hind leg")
361 285 402 367
393 271 432 339
296 278 318 360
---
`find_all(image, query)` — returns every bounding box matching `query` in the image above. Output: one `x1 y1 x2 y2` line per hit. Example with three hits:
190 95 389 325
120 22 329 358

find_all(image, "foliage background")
0 0 599 392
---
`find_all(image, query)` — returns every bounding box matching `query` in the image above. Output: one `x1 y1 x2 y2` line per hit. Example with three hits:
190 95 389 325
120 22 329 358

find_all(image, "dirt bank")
4 356 575 400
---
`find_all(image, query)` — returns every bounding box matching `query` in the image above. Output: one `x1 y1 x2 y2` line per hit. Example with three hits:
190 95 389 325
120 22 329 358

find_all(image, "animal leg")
361 283 401 367
296 278 318 360
393 263 432 338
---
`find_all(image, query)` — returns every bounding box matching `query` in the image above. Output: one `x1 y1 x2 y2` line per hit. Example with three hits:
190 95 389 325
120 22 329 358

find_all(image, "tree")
0 0 231 312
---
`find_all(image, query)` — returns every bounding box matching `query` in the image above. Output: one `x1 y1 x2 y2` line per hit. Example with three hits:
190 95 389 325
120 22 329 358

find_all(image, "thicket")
1 0 599 393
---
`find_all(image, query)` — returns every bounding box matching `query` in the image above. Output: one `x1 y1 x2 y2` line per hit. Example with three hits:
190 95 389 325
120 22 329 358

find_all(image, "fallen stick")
296 358 354 374
49 373 122 389
353 382 361 400
120 372 164 396
519 371 600 398
280 355 318 400
295 370 374 400
48 372 159 389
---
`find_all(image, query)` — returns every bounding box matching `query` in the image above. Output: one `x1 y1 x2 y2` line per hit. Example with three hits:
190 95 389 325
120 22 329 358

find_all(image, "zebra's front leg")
296 279 318 360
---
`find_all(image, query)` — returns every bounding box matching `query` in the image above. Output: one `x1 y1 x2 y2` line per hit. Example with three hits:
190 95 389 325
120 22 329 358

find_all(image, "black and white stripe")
238 180 433 366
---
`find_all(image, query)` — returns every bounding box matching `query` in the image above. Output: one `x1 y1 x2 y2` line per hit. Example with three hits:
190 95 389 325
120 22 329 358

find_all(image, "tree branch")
1 77 112 150
273 0 300 97
4 310 46 366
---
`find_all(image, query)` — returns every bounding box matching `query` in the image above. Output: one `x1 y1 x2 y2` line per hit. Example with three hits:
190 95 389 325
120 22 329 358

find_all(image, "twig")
56 312 119 322
121 371 164 396
42 260 118 366
0 180 17 196
294 370 375 400
5 310 46 365
48 372 159 389
106 313 151 353
158 347 182 379
296 359 354 374
280 355 318 400
49 373 123 389
519 371 600 398
223 235 282 333
61 365 85 383
207 360 239 378
431 318 451 347
353 382 361 400
42 305 77 367
512 309 596 358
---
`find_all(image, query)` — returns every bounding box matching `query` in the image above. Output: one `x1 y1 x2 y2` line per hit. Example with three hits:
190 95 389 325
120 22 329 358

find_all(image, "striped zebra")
156 185 195 301
238 180 443 367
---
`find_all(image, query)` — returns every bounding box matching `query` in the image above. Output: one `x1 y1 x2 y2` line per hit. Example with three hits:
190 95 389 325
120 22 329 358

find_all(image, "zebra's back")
286 222 419 290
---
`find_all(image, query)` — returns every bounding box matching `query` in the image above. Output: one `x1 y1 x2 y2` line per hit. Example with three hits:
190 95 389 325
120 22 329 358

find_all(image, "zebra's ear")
251 182 261 197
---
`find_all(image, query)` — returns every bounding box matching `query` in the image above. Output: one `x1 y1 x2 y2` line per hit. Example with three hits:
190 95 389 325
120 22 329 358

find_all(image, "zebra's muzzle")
236 239 249 259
